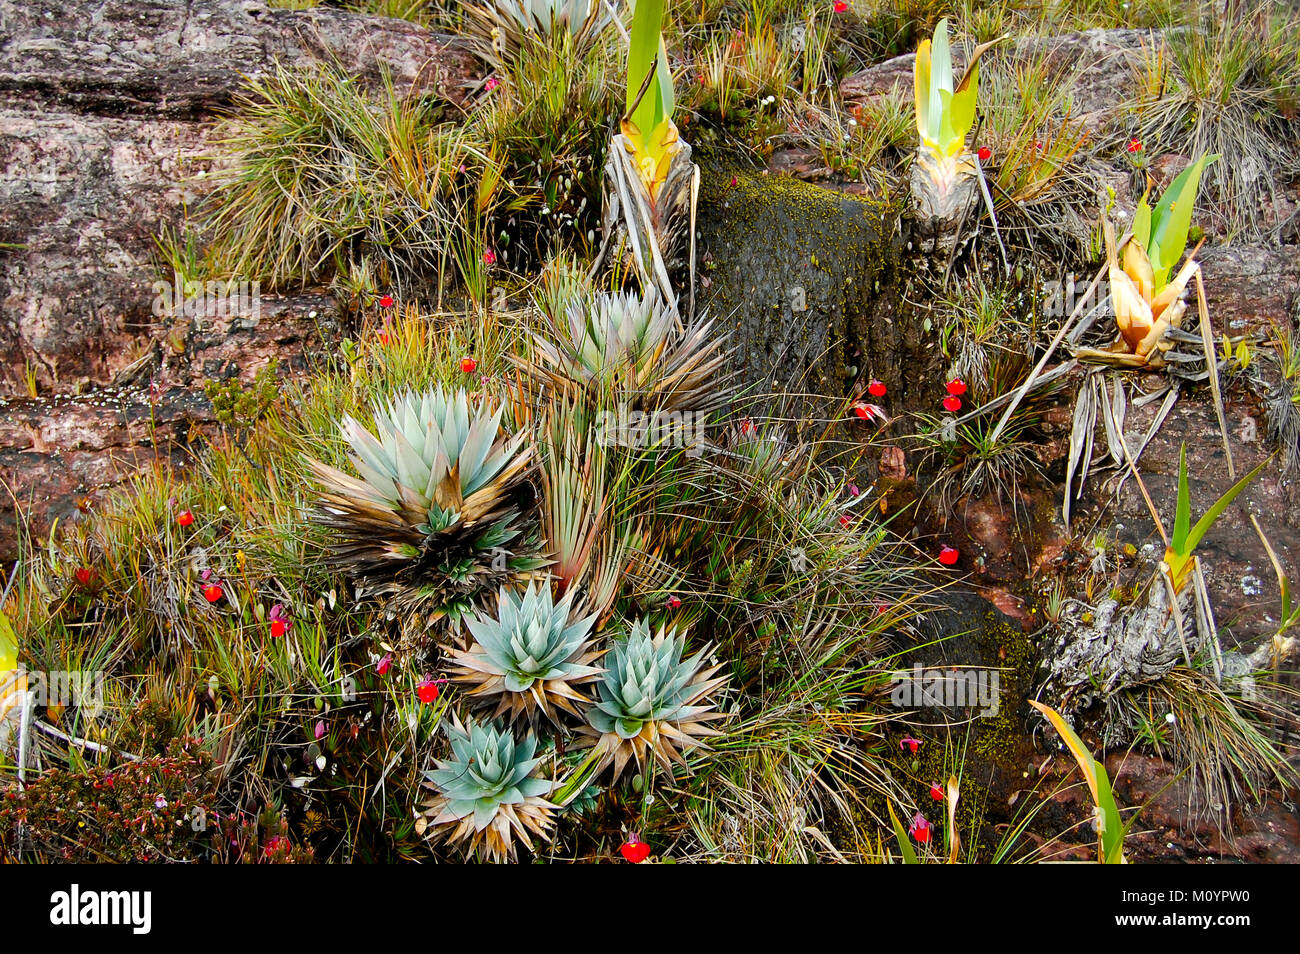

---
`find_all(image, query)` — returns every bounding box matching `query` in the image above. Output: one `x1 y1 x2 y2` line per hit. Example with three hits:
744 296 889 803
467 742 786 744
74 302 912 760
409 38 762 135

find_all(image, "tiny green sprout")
1165 442 1269 592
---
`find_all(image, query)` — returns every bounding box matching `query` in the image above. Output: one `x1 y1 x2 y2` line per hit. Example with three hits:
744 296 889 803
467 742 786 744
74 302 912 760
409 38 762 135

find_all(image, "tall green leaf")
626 0 668 137
1147 153 1218 288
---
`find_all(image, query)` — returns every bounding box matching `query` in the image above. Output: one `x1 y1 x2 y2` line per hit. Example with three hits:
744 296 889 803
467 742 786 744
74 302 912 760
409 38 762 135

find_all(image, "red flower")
908 812 932 844
930 783 944 801
74 567 93 586
202 583 223 604
938 546 959 566
177 509 195 527
377 331 391 346
1126 138 1143 153
620 835 651 863
377 294 394 308
833 0 848 11
942 395 962 413
416 678 442 704
460 356 478 374
484 77 500 92
666 595 682 610
376 653 392 676
900 736 921 754
1033 139 1044 150
945 378 967 396
867 379 886 397
483 248 497 266
977 145 992 162
739 418 756 436
839 514 852 528
263 835 289 857
269 603 290 638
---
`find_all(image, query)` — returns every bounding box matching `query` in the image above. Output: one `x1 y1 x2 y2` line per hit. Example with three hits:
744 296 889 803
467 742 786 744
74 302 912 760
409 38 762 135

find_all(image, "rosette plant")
421 715 557 862
451 582 602 727
307 387 543 634
582 618 727 780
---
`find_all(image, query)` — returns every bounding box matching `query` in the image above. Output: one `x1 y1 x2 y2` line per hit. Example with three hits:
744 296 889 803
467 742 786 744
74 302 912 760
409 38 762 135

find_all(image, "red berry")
620 838 651 863
460 356 477 373
868 379 886 397
177 509 194 527
938 546 959 566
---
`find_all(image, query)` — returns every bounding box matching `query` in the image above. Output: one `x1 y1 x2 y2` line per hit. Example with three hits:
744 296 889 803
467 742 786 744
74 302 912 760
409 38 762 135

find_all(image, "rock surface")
0 0 473 394
0 0 474 559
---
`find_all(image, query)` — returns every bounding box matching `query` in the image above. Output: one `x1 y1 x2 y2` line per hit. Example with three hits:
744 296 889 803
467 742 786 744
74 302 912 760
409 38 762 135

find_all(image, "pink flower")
484 77 500 92
314 720 326 740
483 248 497 266
900 736 921 754
908 812 931 844
666 595 682 610
376 653 392 676
942 395 962 413
938 546 959 566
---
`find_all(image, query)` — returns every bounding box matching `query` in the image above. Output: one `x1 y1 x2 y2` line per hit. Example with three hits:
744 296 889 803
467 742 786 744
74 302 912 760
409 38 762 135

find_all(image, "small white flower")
1165 712 1176 724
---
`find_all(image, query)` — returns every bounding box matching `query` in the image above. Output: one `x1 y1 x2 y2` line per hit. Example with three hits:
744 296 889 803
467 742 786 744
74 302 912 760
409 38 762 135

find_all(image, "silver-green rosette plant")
307 387 544 636
582 618 727 780
420 715 557 863
450 582 603 727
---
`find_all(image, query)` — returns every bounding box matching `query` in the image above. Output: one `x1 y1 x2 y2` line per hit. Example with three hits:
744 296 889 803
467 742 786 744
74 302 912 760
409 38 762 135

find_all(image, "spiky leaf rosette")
463 0 611 72
307 387 543 636
451 582 602 727
581 618 727 780
516 289 730 413
421 715 556 862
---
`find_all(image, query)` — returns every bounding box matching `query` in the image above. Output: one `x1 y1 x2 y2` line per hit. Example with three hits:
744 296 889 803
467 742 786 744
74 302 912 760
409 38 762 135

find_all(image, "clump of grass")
819 84 913 187
1113 666 1298 824
475 31 619 270
1135 2 1300 238
205 64 496 303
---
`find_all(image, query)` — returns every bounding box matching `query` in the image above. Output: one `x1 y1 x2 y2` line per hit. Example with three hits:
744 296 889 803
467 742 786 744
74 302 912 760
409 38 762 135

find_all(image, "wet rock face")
694 165 936 413
0 0 474 393
0 0 474 559
0 293 339 561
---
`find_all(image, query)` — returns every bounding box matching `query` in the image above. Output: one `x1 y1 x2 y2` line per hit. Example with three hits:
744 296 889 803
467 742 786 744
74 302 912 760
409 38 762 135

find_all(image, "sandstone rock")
0 0 475 395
